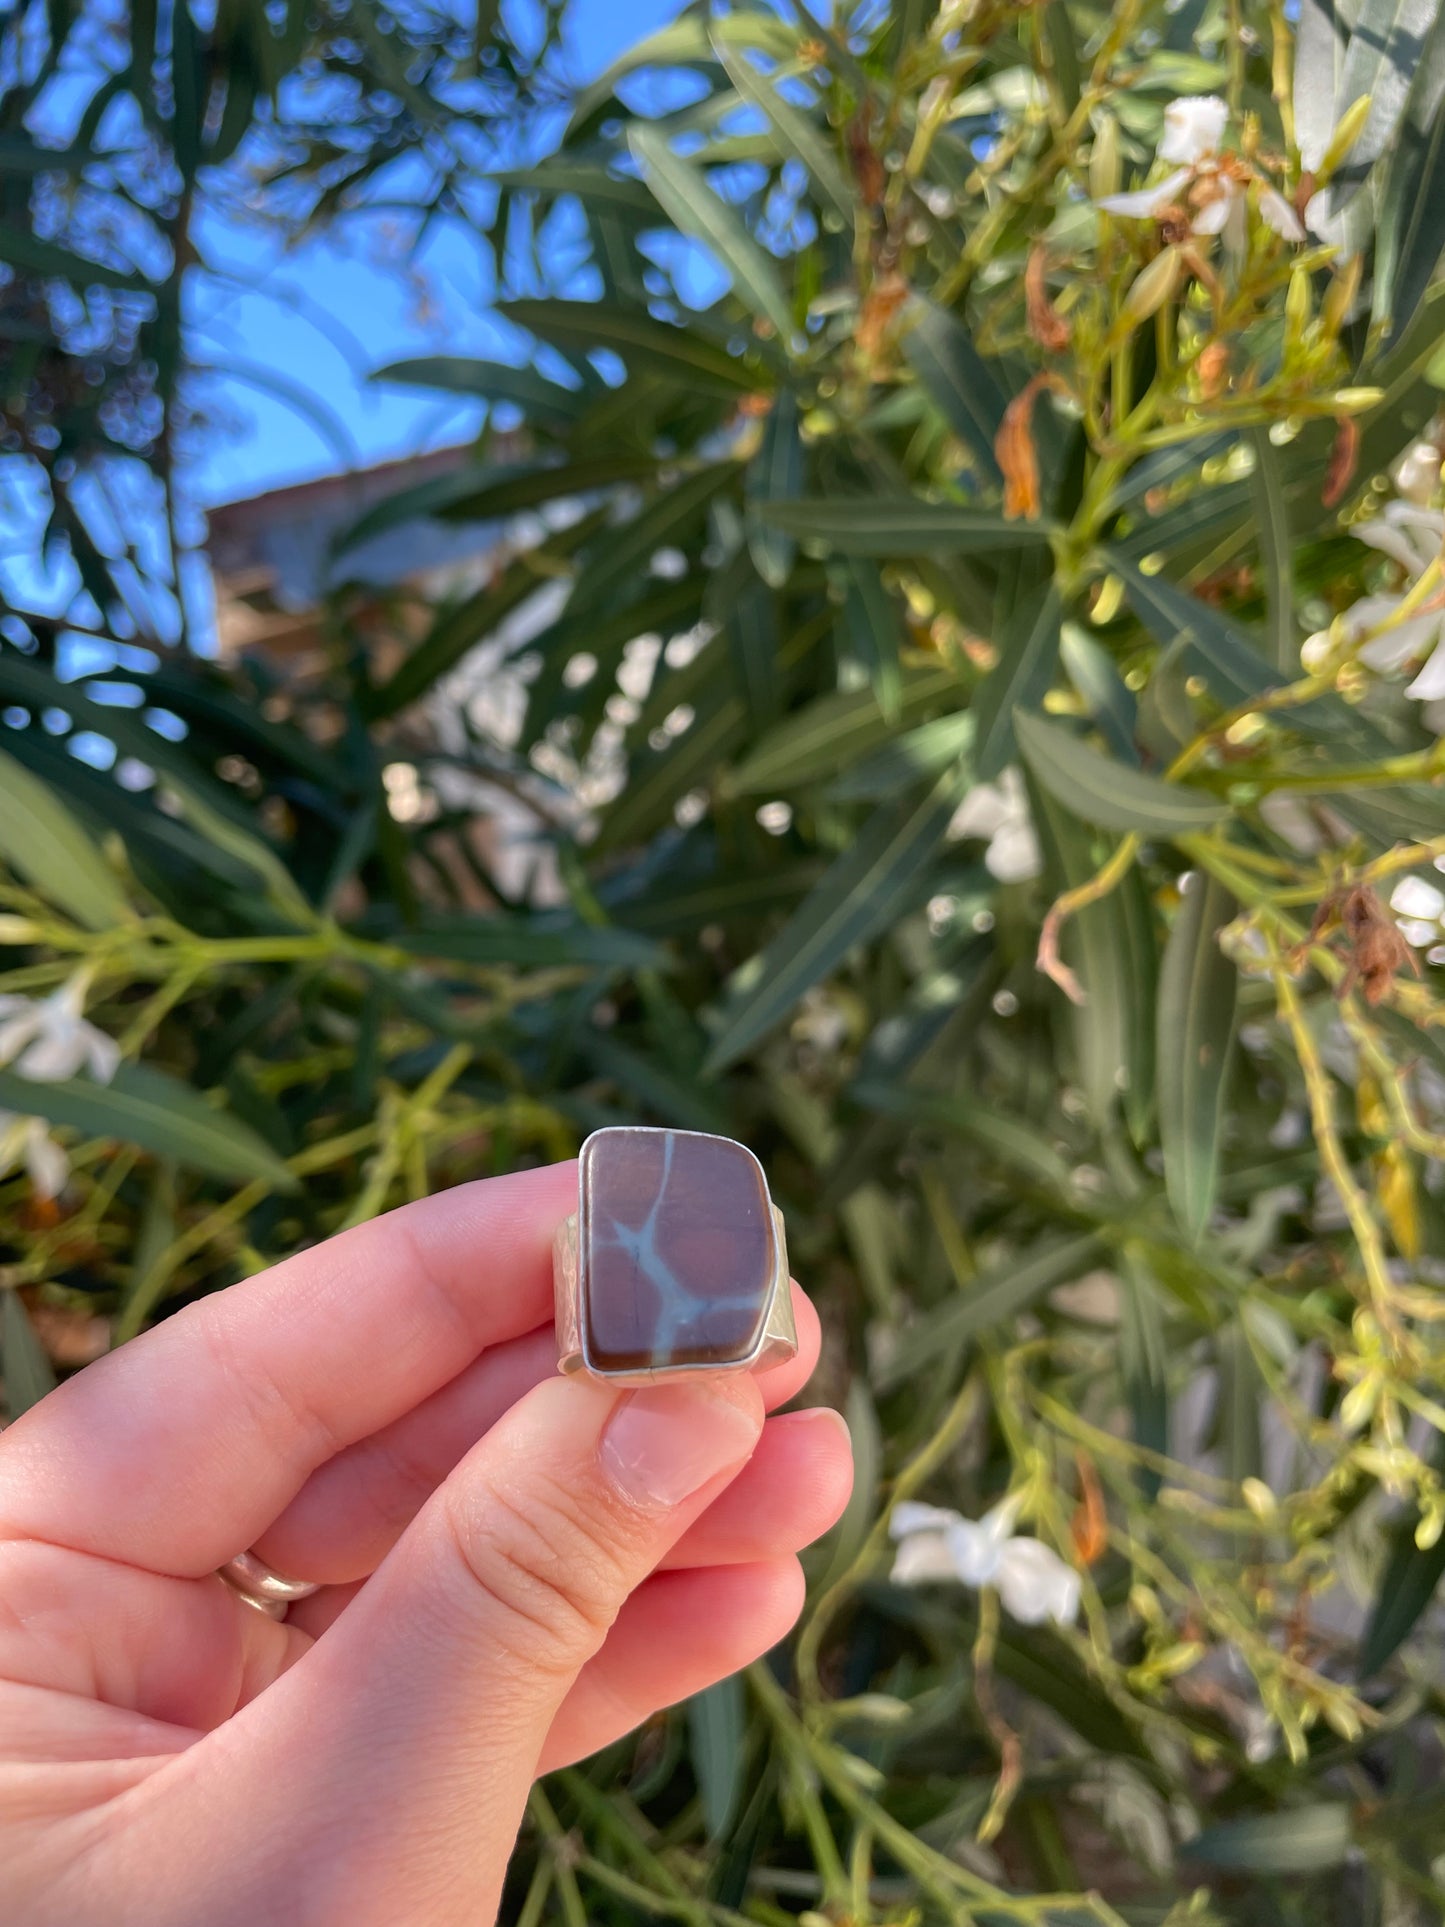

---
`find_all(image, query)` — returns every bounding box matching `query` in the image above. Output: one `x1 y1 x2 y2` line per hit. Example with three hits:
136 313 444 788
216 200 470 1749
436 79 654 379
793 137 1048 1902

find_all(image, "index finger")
0 1162 578 1575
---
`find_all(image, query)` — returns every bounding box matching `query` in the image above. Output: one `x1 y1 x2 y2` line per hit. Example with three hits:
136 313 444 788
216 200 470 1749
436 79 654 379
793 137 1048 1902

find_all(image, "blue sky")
192 0 685 507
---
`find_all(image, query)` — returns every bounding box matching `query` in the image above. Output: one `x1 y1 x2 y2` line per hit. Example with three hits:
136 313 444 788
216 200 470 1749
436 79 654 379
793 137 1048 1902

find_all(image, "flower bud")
1318 94 1373 179
1090 112 1120 200
1120 246 1183 327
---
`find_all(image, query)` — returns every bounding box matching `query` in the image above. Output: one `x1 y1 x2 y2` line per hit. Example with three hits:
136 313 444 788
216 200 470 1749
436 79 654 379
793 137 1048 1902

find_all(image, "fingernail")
600 1383 761 1510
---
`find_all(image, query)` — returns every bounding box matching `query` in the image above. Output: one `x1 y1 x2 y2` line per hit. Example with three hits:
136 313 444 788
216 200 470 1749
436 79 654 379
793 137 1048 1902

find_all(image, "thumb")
186 1373 764 1925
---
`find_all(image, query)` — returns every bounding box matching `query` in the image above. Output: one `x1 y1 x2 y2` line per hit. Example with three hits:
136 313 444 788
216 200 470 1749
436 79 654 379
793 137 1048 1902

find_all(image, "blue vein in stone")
590 1131 765 1359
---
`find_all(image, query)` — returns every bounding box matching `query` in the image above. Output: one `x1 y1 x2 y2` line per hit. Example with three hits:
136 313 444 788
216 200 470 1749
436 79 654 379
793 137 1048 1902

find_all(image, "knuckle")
441 1474 626 1676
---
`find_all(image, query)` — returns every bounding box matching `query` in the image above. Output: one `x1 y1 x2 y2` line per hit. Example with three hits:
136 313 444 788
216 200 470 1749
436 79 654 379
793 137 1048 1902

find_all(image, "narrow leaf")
1 1291 57 1417
875 1233 1106 1388
0 746 129 930
501 298 766 395
901 298 1007 483
1248 429 1296 672
1332 0 1438 186
1157 872 1239 1241
745 389 803 588
974 582 1062 780
1295 0 1358 169
1185 1805 1353 1875
712 40 853 221
841 558 904 724
687 1677 747 1840
725 664 961 794
0 1064 298 1190
1016 710 1229 833
762 498 1052 553
628 123 798 347
704 766 970 1073
1372 1 1445 336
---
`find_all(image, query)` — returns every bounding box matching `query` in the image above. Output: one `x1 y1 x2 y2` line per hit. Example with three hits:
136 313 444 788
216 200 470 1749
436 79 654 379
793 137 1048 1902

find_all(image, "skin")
0 1162 852 1925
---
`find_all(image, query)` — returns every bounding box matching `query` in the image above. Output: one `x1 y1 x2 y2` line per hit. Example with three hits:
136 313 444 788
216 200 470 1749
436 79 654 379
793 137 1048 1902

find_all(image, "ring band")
216 1549 322 1621
554 1126 797 1385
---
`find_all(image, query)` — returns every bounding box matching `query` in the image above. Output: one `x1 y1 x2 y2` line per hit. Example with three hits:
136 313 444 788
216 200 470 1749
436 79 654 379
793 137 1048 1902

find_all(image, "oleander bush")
7 0 1445 1919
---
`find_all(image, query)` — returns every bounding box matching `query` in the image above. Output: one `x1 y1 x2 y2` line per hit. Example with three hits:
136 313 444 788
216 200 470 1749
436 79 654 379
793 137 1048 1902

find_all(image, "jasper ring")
216 1549 322 1621
554 1126 797 1384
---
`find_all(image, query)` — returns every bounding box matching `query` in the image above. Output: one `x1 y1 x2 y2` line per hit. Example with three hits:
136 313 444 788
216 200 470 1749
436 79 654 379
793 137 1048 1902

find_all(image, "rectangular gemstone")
580 1127 777 1372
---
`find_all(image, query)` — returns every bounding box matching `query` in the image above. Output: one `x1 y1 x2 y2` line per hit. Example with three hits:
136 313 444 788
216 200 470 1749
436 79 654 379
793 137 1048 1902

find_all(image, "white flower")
1257 187 1305 243
1336 501 1445 702
1159 95 1229 164
0 1111 68 1199
0 977 120 1085
1097 94 1300 252
888 1497 1082 1627
947 768 1042 883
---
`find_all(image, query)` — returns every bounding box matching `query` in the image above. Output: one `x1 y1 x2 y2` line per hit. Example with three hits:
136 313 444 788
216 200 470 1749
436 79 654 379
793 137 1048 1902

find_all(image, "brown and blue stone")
579 1127 779 1372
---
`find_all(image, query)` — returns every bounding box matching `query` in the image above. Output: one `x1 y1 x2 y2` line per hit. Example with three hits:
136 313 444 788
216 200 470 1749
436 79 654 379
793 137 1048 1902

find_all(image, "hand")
0 1163 851 1925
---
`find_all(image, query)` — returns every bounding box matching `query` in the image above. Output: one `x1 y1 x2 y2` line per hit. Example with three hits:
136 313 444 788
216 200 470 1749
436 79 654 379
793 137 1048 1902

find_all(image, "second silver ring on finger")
217 1549 321 1621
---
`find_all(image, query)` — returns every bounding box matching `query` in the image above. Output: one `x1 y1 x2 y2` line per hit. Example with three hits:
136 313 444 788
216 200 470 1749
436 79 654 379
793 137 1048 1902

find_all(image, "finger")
0 1163 577 1574
664 1407 851 1568
539 1559 805 1773
256 1285 821 1585
284 1402 849 1642
162 1372 767 1925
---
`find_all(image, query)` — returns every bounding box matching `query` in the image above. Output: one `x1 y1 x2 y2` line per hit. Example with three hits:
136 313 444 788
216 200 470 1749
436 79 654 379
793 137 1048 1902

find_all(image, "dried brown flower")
1197 339 1231 400
1025 245 1070 352
1322 415 1360 510
856 272 909 362
996 373 1049 521
1306 883 1421 1005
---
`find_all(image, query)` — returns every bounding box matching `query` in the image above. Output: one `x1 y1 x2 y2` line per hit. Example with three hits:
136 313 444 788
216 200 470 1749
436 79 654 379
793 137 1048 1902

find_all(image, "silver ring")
216 1549 322 1621
554 1126 797 1386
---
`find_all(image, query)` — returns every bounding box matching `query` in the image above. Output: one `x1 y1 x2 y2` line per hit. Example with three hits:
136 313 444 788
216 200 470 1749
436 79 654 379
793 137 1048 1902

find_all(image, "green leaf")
850 1081 1075 1191
0 746 129 930
1015 711 1228 834
569 463 738 612
1332 0 1439 185
764 498 1048 554
383 914 665 971
841 558 904 724
0 1064 297 1190
746 389 803 588
1121 1255 1169 1503
371 356 592 429
900 297 1008 484
1360 1494 1445 1675
1059 622 1138 765
500 299 766 396
369 509 606 718
704 766 971 1073
159 775 315 928
567 11 796 132
1157 873 1239 1242
687 1676 747 1840
711 40 853 222
1294 0 1357 172
338 454 655 555
874 1233 1106 1389
1248 429 1296 672
1113 555 1280 709
490 161 660 217
1030 785 1157 1133
719 561 781 724
825 711 975 800
1 1290 57 1417
628 123 798 347
1372 1 1445 336
1185 1805 1354 1875
724 665 962 795
0 223 149 290
974 582 1062 781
